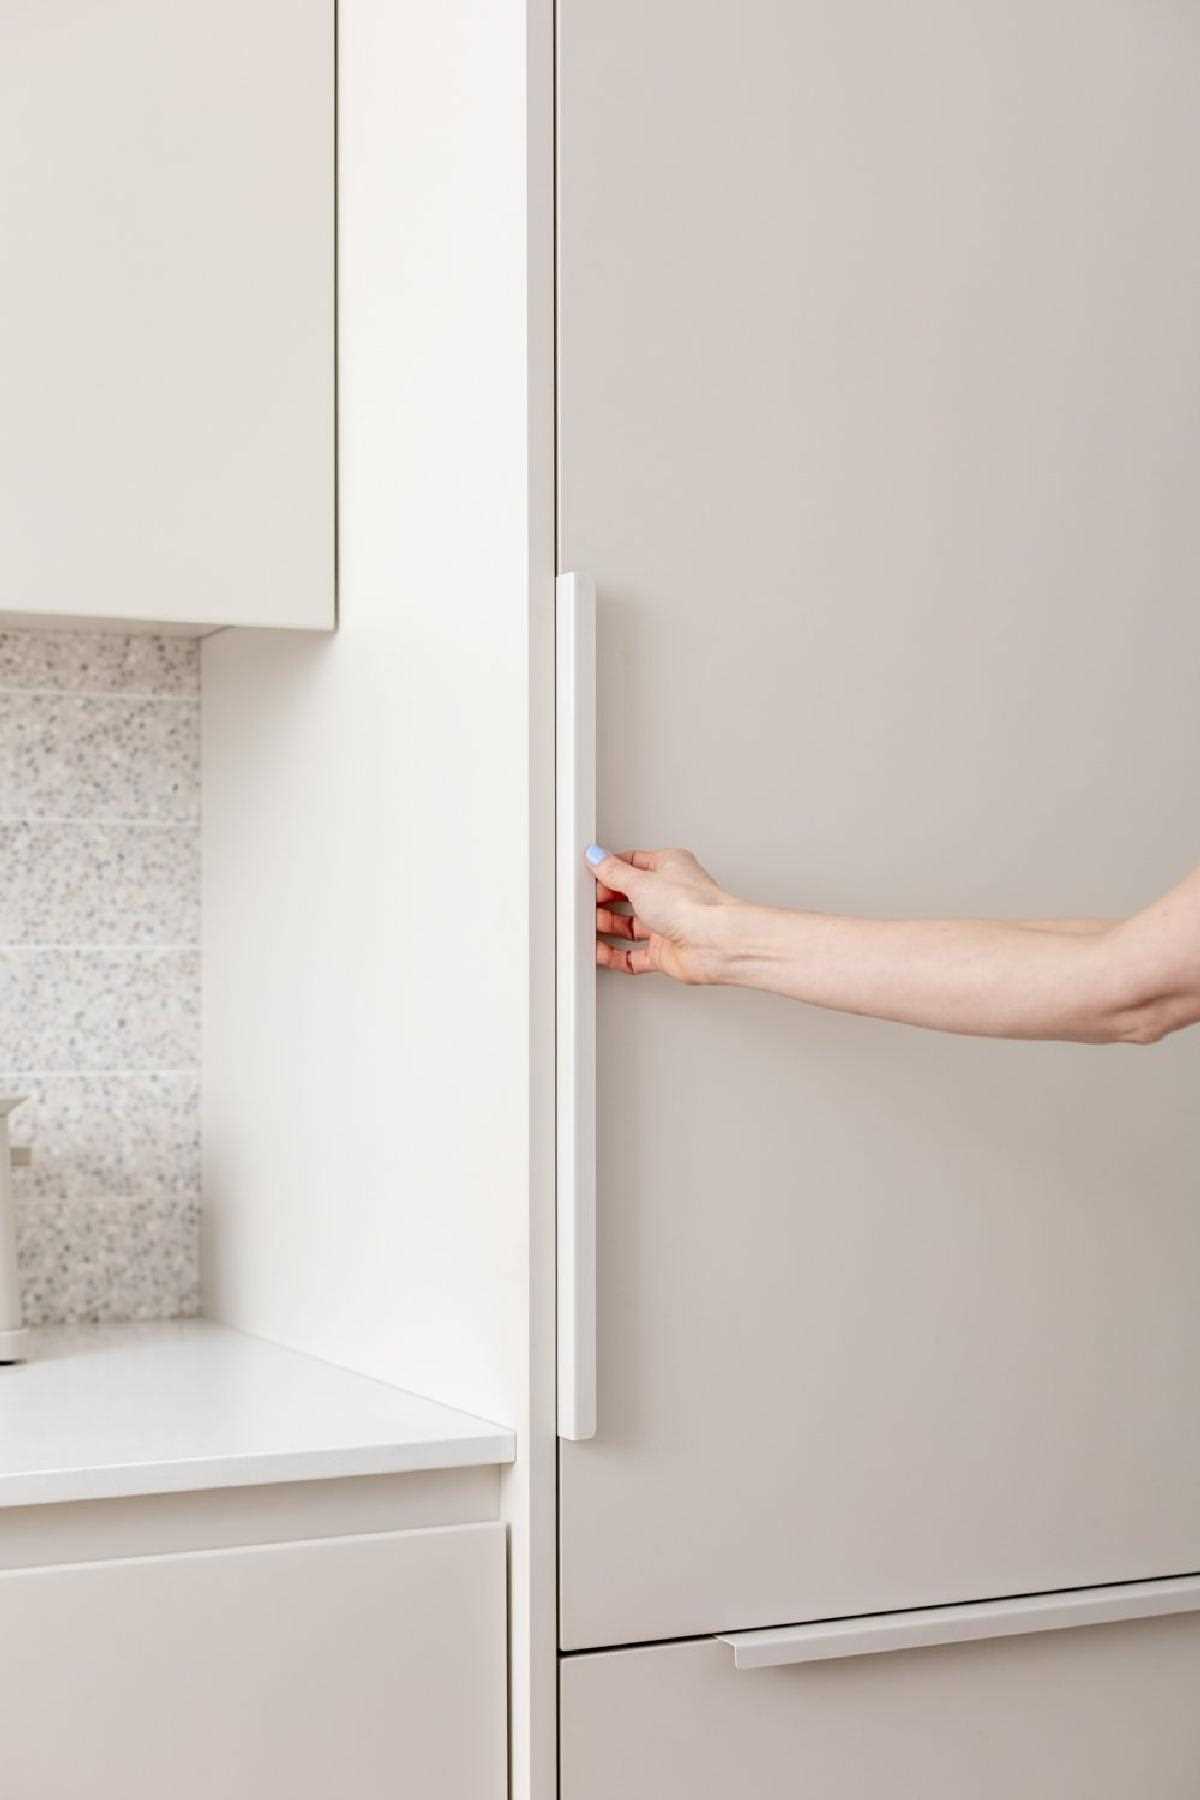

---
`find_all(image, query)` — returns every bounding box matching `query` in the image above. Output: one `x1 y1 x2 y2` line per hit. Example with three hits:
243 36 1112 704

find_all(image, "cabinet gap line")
560 1565 1200 1661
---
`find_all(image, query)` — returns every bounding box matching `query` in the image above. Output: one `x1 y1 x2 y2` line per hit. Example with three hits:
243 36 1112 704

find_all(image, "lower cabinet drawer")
561 1610 1200 1799
0 1522 506 1800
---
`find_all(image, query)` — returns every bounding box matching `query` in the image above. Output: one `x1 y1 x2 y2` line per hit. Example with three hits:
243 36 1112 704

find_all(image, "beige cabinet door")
562 1614 1200 1799
0 0 333 630
0 1524 505 1798
557 0 1200 1649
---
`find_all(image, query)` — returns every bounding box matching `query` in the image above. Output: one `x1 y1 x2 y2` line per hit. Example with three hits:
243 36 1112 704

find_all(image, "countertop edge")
0 1432 517 1511
0 1321 517 1510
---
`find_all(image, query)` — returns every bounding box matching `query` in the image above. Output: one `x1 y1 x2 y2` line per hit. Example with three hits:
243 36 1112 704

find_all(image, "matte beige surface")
0 0 333 628
0 1524 506 1799
558 0 1200 1648
561 1615 1200 1799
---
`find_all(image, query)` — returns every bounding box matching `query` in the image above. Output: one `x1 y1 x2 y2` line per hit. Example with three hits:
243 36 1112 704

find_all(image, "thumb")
584 844 644 900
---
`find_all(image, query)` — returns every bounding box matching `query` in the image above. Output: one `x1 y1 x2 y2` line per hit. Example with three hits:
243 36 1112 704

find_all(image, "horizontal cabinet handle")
718 1572 1200 1669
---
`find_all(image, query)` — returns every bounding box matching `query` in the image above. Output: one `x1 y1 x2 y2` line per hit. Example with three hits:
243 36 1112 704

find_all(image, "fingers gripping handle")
556 573 598 1440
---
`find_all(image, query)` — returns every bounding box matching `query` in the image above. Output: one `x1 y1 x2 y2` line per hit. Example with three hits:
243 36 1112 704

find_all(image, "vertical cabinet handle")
556 573 598 1440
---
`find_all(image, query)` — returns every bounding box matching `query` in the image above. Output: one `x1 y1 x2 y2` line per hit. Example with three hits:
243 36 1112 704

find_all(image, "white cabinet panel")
562 1613 1200 1799
0 1524 506 1799
0 0 333 629
557 0 1200 1649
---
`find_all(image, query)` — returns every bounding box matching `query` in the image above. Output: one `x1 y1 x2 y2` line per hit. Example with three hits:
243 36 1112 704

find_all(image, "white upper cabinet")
0 0 334 631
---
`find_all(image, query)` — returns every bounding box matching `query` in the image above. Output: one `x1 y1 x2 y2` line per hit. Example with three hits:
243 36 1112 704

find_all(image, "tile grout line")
0 944 198 952
15 1195 200 1205
0 684 199 704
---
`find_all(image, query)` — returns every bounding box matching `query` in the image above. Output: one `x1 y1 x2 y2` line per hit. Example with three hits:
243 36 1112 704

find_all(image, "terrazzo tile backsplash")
0 630 201 1323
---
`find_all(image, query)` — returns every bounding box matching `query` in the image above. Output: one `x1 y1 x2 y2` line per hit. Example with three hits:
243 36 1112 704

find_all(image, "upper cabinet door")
557 0 1200 1650
0 0 333 630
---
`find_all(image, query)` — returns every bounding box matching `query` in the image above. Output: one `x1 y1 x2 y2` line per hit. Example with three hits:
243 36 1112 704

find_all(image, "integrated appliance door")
557 0 1200 1650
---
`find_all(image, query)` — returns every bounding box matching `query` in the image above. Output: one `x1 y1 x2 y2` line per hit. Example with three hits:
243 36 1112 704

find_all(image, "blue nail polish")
585 843 608 865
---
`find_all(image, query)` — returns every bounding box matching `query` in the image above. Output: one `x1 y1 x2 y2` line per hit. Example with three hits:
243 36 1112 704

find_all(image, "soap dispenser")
0 1096 29 1363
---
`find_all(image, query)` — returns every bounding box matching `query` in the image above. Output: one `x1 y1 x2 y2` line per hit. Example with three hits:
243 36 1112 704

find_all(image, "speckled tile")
0 691 199 822
0 627 201 1324
0 629 199 696
0 822 199 944
0 948 200 1071
3 1074 199 1202
16 1195 201 1325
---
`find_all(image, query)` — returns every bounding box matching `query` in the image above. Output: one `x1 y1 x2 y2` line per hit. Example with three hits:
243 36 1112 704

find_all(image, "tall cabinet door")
557 0 1200 1651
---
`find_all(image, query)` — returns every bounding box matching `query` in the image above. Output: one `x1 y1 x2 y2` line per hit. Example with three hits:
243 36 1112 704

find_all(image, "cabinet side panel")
203 4 557 1792
202 0 536 1431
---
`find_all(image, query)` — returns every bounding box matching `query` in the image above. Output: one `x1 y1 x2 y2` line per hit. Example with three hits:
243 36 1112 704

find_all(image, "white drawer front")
0 1523 505 1800
562 1611 1200 1799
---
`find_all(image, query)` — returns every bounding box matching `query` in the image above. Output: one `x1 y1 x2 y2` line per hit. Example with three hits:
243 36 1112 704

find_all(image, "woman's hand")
586 845 737 983
584 841 1200 1044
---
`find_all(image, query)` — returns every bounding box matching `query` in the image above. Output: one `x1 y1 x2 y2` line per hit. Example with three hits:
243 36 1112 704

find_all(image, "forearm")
1014 918 1114 936
589 844 1200 1041
709 904 1140 1042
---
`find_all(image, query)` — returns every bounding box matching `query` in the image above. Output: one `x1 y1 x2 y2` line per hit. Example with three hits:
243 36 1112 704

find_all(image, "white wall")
201 5 556 1791
204 0 539 1417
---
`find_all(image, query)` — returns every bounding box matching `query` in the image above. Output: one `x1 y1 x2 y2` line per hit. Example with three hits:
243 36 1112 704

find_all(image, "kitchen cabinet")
556 0 1200 1651
0 1324 511 1800
561 1609 1200 1799
0 0 333 630
0 1524 505 1800
184 0 1200 1793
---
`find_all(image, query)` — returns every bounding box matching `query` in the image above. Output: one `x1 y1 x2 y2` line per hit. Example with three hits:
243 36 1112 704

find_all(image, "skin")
588 847 1200 1045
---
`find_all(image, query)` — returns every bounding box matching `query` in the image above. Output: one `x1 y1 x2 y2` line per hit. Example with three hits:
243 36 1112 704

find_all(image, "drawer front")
562 1612 1200 1799
0 1523 505 1800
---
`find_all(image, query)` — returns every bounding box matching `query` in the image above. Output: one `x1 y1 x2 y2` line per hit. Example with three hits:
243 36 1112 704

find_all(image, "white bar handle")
556 573 598 1440
718 1571 1200 1669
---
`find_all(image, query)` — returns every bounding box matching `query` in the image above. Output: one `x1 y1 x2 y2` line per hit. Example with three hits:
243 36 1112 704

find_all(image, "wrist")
701 900 801 989
691 894 757 986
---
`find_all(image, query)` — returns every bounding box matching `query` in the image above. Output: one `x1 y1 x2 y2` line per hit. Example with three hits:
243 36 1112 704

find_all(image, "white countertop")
0 1320 515 1508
